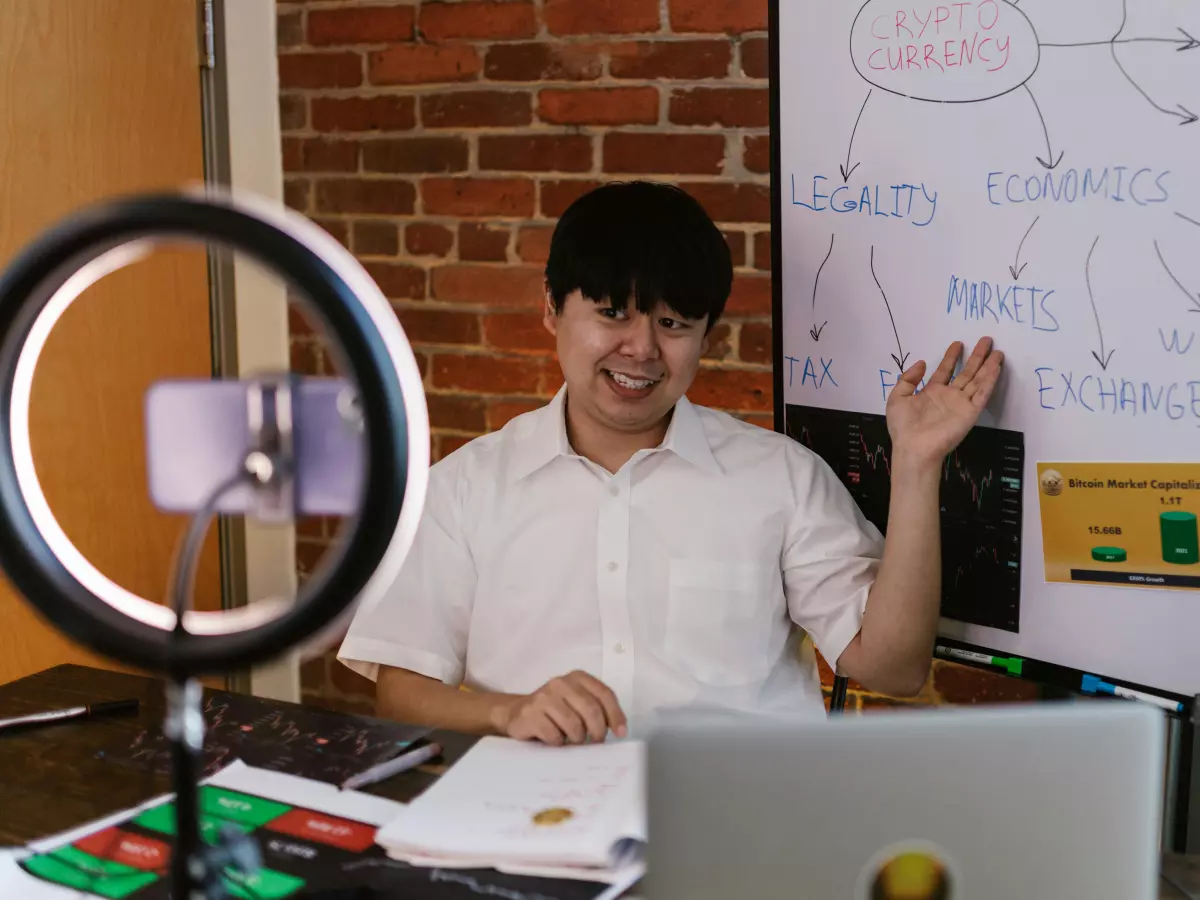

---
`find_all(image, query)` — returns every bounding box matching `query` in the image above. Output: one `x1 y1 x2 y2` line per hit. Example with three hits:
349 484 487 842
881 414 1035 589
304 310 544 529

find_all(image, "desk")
0 664 1196 898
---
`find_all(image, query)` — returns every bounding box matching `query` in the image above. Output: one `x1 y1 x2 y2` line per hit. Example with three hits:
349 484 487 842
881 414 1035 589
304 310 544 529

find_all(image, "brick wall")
275 0 1039 715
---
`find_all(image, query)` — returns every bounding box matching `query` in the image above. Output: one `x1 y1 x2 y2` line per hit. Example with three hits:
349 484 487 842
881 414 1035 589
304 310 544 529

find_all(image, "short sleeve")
336 455 476 686
782 448 884 671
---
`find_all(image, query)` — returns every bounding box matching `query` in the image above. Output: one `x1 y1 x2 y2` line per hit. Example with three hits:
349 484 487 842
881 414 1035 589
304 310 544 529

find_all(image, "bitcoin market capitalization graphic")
1037 463 1200 590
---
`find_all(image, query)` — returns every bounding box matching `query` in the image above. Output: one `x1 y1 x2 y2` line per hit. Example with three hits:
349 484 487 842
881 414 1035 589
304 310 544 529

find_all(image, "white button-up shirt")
338 387 884 731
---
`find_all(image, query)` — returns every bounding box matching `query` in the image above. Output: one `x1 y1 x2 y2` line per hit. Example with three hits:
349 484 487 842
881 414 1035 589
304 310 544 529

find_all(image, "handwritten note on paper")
375 737 646 872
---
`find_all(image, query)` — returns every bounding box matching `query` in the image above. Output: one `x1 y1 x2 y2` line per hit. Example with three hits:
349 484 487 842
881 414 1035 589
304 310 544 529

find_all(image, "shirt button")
607 561 618 572
614 643 625 654
609 484 620 497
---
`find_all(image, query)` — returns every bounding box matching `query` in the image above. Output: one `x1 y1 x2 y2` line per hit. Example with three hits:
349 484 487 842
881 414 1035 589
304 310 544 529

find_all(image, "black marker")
0 698 139 734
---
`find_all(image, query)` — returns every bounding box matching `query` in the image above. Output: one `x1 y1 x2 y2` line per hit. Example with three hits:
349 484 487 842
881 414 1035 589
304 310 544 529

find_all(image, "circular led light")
0 187 428 674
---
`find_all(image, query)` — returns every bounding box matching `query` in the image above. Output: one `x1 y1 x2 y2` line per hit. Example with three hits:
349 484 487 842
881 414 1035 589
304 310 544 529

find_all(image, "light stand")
0 188 430 899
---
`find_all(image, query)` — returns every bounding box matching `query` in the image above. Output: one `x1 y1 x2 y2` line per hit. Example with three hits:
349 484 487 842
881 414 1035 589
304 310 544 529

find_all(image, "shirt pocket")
663 559 774 687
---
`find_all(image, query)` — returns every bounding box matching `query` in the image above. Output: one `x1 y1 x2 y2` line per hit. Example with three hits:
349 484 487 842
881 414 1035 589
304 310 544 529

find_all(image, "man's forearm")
376 666 517 735
848 450 943 695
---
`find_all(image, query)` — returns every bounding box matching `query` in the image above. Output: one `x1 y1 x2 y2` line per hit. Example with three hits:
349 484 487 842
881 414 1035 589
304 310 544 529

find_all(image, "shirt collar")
507 386 722 483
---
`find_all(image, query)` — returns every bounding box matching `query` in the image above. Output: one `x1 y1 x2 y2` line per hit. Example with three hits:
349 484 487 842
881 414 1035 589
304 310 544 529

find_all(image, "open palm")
886 338 1004 466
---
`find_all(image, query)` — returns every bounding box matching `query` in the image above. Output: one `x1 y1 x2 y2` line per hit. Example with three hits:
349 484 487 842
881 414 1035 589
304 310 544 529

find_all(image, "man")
337 181 1003 744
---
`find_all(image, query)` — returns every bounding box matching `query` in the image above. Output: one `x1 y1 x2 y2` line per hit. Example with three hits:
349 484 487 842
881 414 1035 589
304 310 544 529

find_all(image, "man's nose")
620 314 660 360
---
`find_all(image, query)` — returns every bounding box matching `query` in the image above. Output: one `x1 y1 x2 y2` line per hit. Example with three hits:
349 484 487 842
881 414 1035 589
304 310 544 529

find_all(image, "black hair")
544 181 733 332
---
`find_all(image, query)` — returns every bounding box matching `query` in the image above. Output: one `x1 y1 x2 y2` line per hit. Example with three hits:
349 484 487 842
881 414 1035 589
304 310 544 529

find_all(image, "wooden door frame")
204 0 300 702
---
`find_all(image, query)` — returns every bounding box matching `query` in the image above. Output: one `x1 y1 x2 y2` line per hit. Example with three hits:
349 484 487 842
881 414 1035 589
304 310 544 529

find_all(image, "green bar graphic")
1161 512 1199 565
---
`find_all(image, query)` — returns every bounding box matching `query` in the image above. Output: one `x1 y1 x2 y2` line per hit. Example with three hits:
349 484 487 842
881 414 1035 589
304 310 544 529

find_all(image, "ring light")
0 187 429 673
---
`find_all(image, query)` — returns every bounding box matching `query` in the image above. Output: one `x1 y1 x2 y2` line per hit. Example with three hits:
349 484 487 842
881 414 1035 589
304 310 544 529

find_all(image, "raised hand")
885 337 1004 467
495 670 628 745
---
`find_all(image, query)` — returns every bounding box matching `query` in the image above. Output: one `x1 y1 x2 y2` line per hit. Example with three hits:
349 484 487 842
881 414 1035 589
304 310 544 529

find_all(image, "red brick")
396 307 479 346
744 135 770 174
427 394 488 432
484 43 603 81
277 11 304 48
725 273 771 314
459 223 510 262
539 87 658 125
422 178 535 217
295 539 331 581
289 302 317 339
544 0 661 34
368 45 481 85
486 398 545 430
540 180 602 217
540 359 566 395
517 226 554 263
702 322 733 360
723 230 746 267
291 340 325 377
739 322 772 363
314 217 350 249
682 182 770 223
282 137 359 173
363 137 468 174
609 40 731 79
669 0 767 34
300 654 327 692
406 222 455 257
480 134 593 173
279 52 363 89
432 265 544 308
688 366 771 411
308 6 415 45
754 230 771 271
932 661 1041 705
437 433 477 459
316 178 416 215
364 261 426 299
431 354 542 393
603 132 723 175
483 312 555 354
311 95 415 133
352 220 399 256
741 36 768 78
670 88 768 127
419 2 537 41
860 696 930 712
284 178 311 213
279 95 306 131
421 91 532 128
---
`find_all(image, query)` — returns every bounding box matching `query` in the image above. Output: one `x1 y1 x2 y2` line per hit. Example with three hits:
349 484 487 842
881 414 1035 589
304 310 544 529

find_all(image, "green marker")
936 645 1023 676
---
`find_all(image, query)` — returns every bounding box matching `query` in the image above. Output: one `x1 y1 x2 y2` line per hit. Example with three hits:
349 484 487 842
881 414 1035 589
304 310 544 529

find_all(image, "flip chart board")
772 0 1200 695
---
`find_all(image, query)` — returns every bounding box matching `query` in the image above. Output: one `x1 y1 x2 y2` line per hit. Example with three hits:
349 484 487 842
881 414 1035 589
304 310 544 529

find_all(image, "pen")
935 645 1023 676
0 698 140 734
1080 675 1184 714
339 741 443 792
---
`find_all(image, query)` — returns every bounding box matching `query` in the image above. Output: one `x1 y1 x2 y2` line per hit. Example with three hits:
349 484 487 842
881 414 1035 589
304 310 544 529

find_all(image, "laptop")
644 701 1164 899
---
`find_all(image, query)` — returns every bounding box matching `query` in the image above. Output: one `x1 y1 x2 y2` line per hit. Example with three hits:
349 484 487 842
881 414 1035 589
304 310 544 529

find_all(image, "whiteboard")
773 0 1200 695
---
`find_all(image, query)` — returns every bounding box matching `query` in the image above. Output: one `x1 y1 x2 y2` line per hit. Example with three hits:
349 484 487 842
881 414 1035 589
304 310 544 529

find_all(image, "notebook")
374 736 646 886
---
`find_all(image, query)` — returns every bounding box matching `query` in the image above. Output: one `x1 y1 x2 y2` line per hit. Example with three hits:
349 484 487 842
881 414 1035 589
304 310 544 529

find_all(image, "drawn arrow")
870 245 909 371
1009 215 1039 280
1085 236 1115 370
1155 240 1200 313
1111 2 1199 125
1178 211 1200 230
810 235 834 341
1022 85 1063 169
1042 28 1199 51
840 90 872 183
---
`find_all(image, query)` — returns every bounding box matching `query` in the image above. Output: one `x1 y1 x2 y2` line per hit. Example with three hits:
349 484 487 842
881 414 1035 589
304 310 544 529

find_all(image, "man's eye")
659 318 686 329
601 307 624 319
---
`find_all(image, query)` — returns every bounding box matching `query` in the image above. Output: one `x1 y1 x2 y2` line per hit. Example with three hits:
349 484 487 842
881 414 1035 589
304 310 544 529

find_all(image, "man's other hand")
493 671 628 745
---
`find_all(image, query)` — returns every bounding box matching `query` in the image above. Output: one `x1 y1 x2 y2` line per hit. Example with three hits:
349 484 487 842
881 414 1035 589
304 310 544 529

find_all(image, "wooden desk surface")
0 664 1195 899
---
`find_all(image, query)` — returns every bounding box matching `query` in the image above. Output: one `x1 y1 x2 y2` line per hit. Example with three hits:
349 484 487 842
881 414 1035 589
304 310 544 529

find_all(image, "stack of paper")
375 736 646 886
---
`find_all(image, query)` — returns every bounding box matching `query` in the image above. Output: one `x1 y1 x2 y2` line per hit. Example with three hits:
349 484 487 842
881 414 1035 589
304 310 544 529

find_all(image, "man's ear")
542 285 558 337
699 333 710 357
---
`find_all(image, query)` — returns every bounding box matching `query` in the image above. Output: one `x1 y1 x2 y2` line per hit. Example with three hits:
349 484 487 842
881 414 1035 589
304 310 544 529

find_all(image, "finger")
927 342 963 387
968 352 1004 407
513 711 564 745
560 687 609 743
541 697 588 744
889 360 926 400
570 673 628 738
953 337 993 388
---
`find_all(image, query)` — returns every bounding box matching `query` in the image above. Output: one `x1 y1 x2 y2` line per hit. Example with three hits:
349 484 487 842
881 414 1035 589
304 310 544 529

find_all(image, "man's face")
543 289 709 434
